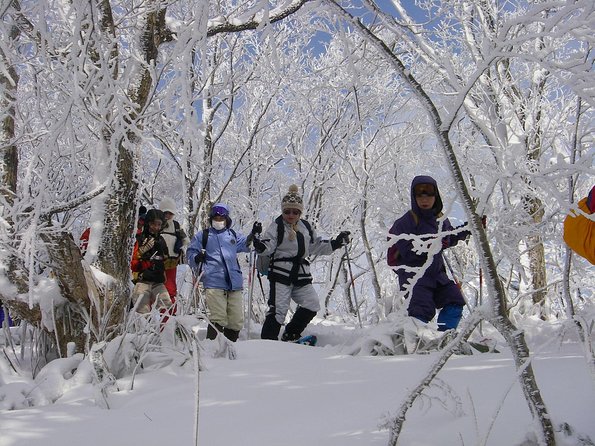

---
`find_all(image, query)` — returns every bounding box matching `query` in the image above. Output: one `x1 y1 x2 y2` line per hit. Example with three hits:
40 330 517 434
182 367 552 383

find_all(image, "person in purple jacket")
388 175 470 332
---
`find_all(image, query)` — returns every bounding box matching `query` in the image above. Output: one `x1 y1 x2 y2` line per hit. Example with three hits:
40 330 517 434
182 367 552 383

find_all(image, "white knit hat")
159 197 176 214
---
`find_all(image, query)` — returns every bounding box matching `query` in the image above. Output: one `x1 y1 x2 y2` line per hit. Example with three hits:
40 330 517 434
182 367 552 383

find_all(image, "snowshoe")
468 338 500 353
282 332 317 346
296 334 317 346
281 332 301 342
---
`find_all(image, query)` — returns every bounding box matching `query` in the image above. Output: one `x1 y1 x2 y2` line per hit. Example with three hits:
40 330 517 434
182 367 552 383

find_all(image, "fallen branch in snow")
387 312 482 444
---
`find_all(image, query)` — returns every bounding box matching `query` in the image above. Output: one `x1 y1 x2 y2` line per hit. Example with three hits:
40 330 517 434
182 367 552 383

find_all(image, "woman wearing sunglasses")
254 184 350 342
387 175 470 352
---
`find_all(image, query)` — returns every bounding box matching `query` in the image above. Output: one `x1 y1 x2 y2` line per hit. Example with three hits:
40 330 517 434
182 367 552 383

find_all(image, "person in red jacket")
130 209 173 315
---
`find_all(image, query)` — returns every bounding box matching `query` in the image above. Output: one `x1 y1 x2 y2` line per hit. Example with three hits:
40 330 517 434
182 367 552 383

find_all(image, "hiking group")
54 178 593 351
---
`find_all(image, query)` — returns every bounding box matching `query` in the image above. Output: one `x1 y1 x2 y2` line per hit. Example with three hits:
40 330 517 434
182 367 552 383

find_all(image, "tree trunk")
360 170 384 322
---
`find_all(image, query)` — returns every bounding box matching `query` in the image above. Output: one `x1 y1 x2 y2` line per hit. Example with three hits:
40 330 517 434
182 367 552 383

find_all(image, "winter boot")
402 316 422 354
437 305 463 331
281 332 301 342
284 307 316 339
261 314 282 340
207 322 224 340
224 328 240 342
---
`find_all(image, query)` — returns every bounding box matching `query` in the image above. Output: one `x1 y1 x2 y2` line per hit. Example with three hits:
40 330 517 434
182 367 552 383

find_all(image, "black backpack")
256 216 313 276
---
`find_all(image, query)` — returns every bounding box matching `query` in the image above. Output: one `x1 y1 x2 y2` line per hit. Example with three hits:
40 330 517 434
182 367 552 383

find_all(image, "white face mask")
212 220 226 230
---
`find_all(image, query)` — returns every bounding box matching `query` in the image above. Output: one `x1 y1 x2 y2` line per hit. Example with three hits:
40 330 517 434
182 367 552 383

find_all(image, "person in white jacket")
253 184 350 341
159 197 190 316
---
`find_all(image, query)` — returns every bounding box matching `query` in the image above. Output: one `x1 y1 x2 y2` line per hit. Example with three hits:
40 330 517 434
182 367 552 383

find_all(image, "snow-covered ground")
1 317 594 446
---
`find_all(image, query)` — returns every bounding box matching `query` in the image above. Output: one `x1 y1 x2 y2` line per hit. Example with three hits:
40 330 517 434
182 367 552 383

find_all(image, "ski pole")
443 252 473 316
443 253 462 289
344 244 363 328
197 249 206 276
246 249 256 340
189 250 206 314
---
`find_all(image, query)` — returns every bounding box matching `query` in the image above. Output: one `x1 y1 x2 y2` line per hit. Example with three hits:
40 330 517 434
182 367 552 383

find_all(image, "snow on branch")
206 0 310 36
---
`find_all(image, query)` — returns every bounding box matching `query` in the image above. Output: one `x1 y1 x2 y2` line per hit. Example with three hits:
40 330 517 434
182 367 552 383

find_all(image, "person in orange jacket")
563 185 595 265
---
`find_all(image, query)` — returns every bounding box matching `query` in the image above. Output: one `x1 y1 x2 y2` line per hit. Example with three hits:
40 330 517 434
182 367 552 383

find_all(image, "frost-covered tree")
0 0 310 357
1 3 593 439
324 0 594 444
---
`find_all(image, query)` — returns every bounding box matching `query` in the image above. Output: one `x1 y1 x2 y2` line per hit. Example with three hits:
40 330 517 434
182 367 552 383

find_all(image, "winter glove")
194 249 206 264
331 231 351 250
251 221 263 236
138 237 155 256
441 237 450 249
253 238 266 254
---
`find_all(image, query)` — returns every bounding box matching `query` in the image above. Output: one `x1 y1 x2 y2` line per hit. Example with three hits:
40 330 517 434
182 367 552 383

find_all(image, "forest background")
0 1 593 445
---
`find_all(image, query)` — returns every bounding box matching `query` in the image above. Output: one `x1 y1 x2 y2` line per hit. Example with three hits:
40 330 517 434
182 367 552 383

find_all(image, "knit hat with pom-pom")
281 184 304 212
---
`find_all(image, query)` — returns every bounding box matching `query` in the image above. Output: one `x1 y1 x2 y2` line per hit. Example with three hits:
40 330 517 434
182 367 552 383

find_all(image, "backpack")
172 220 184 254
256 216 313 276
201 227 237 250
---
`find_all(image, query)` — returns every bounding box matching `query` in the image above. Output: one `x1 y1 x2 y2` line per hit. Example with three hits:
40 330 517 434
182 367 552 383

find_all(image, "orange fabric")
563 197 595 265
130 241 153 282
130 241 150 272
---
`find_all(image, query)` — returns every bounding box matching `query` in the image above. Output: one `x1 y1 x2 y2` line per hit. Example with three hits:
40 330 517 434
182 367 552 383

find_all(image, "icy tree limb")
206 0 311 37
388 312 482 444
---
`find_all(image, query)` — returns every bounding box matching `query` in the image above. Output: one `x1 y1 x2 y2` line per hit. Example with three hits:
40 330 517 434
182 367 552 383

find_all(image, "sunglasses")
283 209 301 216
414 183 436 197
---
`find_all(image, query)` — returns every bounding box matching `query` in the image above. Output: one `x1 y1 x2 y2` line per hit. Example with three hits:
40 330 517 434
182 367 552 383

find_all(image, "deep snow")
1 316 594 446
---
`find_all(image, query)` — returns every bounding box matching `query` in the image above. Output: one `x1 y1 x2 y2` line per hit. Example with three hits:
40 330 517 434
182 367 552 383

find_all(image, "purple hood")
411 175 443 217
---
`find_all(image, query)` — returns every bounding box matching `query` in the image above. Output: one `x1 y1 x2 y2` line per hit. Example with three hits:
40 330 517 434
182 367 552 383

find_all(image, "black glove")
253 238 266 253
251 221 262 236
331 231 351 250
194 249 206 264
